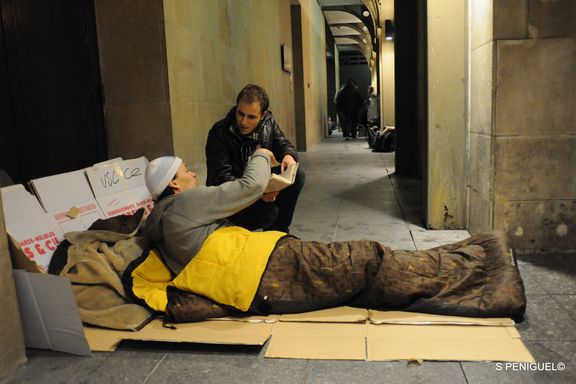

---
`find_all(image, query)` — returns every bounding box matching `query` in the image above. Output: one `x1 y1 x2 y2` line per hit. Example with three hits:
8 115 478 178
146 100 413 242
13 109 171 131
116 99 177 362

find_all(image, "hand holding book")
253 150 298 193
264 162 299 193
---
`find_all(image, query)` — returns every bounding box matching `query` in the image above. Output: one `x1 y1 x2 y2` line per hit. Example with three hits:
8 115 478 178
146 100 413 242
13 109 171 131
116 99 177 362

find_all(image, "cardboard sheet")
366 323 534 362
266 322 367 360
84 319 273 352
13 270 91 356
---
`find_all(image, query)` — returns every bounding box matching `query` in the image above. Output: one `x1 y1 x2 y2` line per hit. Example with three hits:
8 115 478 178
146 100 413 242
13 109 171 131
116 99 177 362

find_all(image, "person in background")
205 84 305 233
366 86 379 125
335 79 364 140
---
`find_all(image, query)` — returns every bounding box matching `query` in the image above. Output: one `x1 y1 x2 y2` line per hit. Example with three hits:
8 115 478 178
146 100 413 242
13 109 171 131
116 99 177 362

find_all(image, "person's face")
236 100 264 135
169 163 197 193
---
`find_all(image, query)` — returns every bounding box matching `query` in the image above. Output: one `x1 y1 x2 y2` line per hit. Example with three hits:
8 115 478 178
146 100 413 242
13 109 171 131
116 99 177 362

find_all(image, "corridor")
291 134 469 249
10 137 576 383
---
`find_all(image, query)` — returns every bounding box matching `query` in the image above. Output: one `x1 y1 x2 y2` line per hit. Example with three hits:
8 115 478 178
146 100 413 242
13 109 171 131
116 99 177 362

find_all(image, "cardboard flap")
30 168 105 232
13 271 91 356
368 310 515 326
13 270 51 347
8 235 43 273
85 157 153 218
31 170 97 211
0 184 46 224
93 186 153 218
6 215 64 271
86 157 148 197
266 322 366 360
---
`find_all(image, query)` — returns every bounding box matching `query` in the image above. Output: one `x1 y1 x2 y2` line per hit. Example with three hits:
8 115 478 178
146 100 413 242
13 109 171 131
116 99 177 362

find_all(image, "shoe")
345 137 350 141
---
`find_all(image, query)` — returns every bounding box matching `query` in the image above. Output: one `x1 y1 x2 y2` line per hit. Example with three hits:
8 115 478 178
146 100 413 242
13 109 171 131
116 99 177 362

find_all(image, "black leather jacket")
205 107 298 186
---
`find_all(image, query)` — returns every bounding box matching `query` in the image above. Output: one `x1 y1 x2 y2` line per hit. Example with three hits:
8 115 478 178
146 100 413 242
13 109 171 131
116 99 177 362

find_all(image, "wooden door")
0 0 106 183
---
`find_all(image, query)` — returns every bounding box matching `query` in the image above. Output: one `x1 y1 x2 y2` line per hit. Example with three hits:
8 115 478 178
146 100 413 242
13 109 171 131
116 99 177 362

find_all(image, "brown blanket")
166 231 526 322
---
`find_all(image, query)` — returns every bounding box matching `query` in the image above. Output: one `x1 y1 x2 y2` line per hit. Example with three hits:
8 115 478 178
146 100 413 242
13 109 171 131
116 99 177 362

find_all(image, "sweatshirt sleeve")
175 154 271 224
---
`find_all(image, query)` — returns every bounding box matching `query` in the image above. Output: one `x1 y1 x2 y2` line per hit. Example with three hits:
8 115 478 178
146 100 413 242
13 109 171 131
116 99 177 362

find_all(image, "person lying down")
125 150 527 323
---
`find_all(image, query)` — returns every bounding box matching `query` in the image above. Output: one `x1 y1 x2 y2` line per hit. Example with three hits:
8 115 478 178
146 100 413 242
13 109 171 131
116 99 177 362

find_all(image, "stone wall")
163 0 296 182
469 0 576 250
427 0 468 228
299 0 328 149
469 0 495 234
95 0 174 161
94 0 329 183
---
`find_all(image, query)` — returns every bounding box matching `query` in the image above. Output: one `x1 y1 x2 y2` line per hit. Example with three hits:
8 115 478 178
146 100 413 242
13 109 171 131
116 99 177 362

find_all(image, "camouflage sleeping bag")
160 231 526 323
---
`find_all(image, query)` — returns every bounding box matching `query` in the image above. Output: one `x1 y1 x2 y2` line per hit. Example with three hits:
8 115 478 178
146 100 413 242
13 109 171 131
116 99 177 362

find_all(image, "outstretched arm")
181 150 273 224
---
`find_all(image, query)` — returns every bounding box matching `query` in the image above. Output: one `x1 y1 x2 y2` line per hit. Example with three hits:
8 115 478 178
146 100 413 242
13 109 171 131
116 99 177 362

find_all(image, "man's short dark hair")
236 84 269 113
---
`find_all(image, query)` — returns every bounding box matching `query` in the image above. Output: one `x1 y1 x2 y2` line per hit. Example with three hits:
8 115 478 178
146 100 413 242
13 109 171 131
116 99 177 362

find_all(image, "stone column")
469 0 576 250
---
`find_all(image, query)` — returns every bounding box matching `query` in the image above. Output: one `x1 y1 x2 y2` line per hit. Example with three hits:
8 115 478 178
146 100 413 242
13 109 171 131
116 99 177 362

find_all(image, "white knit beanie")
145 156 182 200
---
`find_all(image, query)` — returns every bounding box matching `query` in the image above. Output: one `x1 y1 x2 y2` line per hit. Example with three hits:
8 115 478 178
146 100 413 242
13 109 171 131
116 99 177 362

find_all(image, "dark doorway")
0 0 106 184
291 4 306 152
394 0 428 222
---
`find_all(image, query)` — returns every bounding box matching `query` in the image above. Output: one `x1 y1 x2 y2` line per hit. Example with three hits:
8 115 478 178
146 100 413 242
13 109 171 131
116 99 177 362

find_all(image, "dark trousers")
339 112 359 138
229 167 305 233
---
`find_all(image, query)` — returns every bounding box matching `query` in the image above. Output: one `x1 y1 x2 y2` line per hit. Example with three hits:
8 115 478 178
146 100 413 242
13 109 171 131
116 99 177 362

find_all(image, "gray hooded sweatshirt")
144 153 271 274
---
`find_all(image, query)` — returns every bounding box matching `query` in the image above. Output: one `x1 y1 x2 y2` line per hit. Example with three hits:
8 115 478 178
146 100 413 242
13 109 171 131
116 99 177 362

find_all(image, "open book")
264 162 299 193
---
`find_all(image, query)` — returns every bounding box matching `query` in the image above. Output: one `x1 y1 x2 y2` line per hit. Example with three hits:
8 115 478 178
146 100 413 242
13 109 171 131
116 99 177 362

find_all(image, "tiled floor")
10 136 576 383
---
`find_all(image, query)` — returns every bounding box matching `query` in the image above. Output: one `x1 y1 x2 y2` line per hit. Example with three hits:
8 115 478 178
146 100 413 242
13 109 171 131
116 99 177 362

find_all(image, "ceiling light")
362 10 370 17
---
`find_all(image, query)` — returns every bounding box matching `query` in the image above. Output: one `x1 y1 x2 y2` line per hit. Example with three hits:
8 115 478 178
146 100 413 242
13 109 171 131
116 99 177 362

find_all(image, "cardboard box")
85 157 154 218
1 185 64 271
30 170 105 233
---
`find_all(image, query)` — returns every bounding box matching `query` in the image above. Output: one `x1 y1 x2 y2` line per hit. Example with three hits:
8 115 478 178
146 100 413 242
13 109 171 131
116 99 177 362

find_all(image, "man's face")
236 100 264 135
170 163 197 193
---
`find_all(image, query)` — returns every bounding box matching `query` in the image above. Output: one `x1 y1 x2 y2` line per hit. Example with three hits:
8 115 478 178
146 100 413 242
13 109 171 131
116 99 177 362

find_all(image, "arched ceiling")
319 0 379 68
